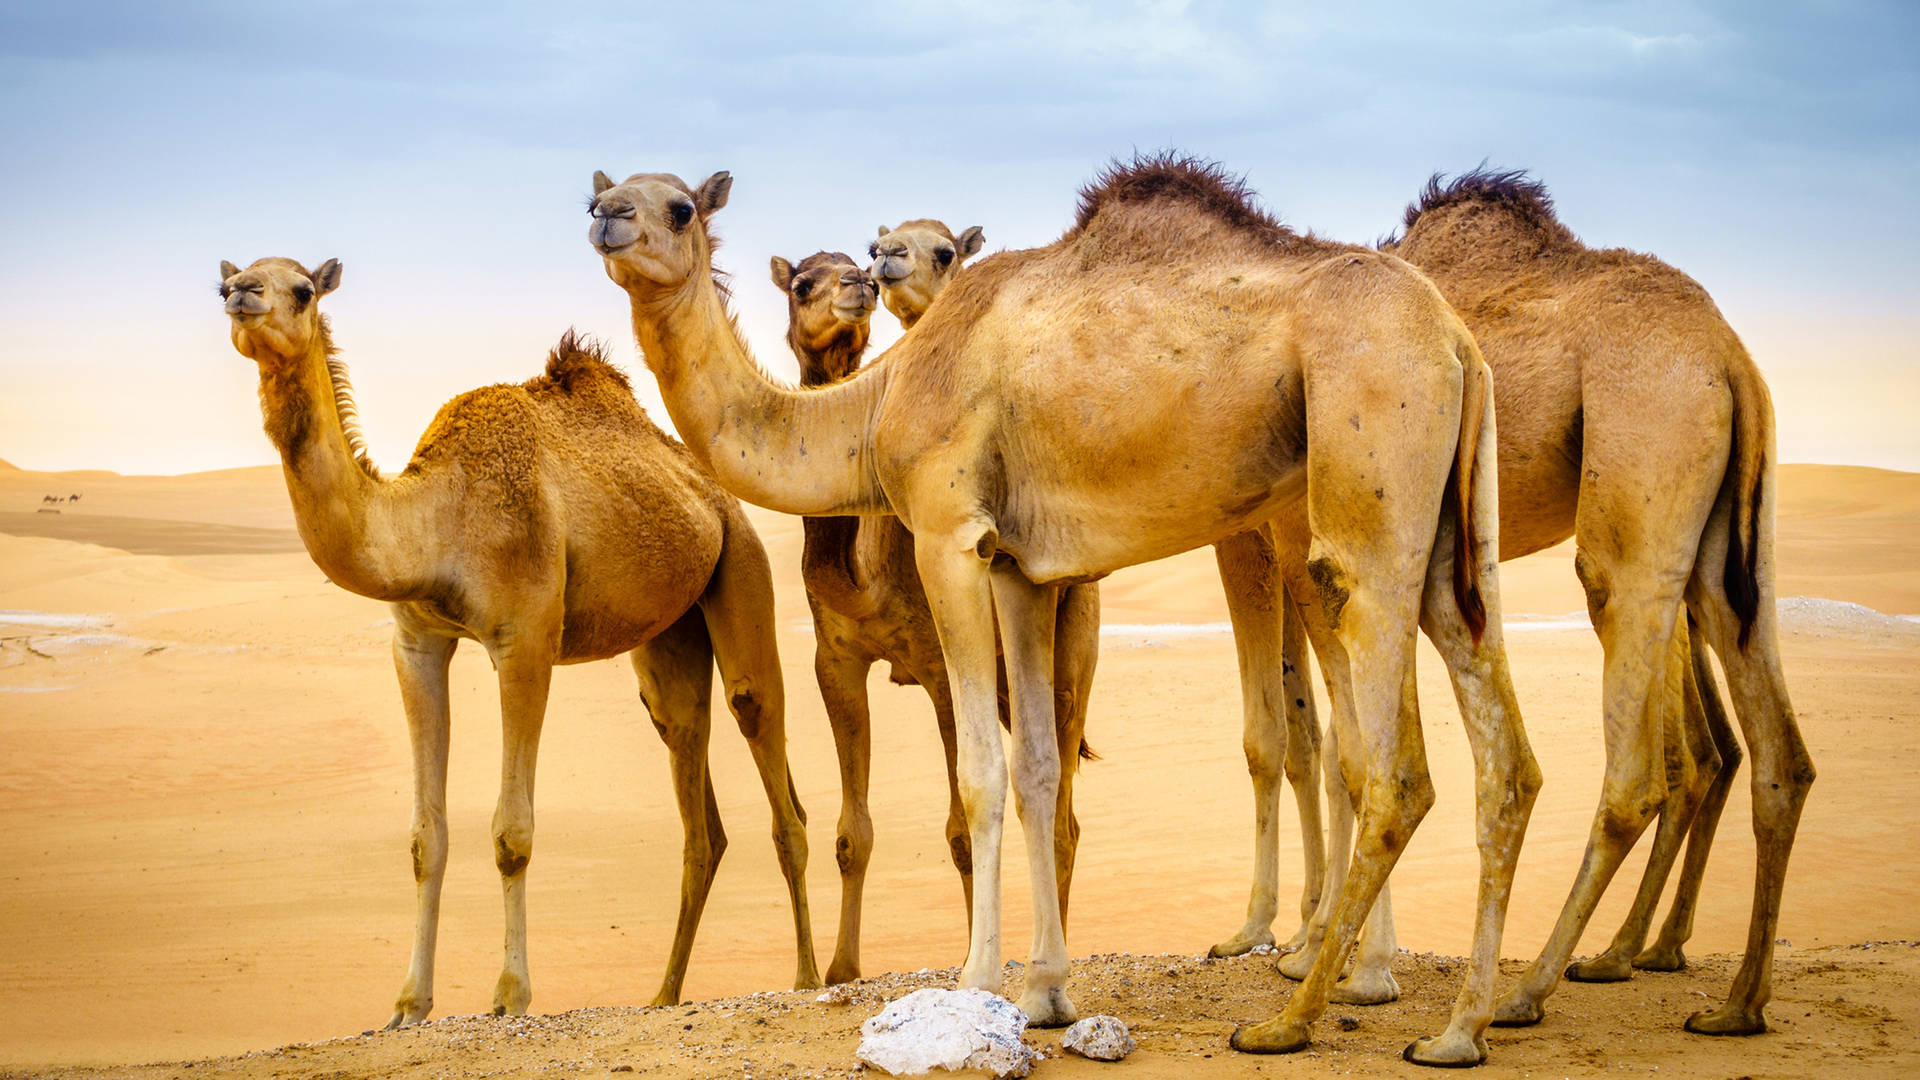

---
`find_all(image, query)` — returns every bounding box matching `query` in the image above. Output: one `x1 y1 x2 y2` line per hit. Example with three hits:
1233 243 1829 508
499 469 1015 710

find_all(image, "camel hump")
540 330 633 394
1397 166 1578 250
1070 151 1295 246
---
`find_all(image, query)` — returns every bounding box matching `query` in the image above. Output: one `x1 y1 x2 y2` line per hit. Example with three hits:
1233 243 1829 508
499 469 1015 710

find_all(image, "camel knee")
1574 547 1610 626
835 812 873 877
409 818 448 883
492 822 533 879
947 831 974 876
1598 787 1666 848
1243 728 1285 783
726 682 770 739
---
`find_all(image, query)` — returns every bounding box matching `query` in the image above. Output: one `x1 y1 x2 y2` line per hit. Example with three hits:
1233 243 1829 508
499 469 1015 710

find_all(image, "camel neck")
629 276 891 516
257 335 415 599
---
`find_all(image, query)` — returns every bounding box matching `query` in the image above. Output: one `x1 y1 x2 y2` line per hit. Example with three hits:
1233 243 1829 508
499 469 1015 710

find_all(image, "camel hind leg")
630 609 723 1007
700 513 820 991
1566 613 1719 983
1679 457 1812 1035
1636 615 1742 972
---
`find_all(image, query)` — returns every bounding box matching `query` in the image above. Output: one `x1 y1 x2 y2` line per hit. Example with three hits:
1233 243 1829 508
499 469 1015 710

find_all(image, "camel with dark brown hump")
588 155 1538 1066
770 249 1101 985
869 219 984 328
1229 169 1810 1039
218 258 819 1025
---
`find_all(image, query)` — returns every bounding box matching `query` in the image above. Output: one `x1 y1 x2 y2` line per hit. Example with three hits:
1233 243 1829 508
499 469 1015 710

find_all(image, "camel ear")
769 256 794 292
877 224 891 239
695 171 731 216
312 259 343 298
220 260 241 280
592 170 615 196
957 226 985 260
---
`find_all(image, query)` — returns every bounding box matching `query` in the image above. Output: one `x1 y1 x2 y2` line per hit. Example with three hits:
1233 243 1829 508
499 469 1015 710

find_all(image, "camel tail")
1450 337 1491 643
1722 354 1773 650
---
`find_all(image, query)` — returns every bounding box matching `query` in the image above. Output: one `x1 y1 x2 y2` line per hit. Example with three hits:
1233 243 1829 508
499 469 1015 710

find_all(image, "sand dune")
2 461 1917 1073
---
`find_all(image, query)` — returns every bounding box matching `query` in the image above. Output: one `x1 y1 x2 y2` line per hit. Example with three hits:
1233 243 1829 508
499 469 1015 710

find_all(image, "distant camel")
68 493 81 503
219 256 818 1026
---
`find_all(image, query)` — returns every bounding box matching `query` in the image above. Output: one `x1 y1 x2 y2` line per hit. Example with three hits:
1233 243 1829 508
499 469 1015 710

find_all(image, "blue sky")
1 1 1915 473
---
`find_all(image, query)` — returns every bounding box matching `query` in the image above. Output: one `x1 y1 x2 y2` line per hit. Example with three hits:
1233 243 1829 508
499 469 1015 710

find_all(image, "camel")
869 219 984 328
587 155 1538 1066
770 249 1100 984
862 234 1340 971
1224 170 1812 1039
217 257 819 1027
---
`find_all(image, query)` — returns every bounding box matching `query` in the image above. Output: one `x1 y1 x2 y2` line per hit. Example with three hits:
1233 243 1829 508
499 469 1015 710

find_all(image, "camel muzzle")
225 289 270 316
873 255 912 283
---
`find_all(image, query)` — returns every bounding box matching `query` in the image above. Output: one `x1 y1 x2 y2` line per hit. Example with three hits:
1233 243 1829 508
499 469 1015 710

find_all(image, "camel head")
868 219 984 327
770 251 876 386
588 169 731 294
219 257 342 363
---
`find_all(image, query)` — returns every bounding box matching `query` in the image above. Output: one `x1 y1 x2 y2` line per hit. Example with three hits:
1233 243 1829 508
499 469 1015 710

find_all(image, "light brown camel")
869 219 984 328
771 249 1100 984
1226 170 1810 1039
871 227 1337 971
1391 171 1809 1036
217 257 819 1026
587 156 1538 1065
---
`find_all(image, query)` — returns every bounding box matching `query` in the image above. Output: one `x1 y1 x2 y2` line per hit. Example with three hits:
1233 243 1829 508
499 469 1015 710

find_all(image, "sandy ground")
2 457 1917 1076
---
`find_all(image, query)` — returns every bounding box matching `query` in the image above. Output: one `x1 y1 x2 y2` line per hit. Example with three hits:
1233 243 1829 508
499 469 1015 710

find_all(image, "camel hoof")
1565 952 1634 983
1019 986 1077 1028
1229 1017 1312 1054
1632 944 1687 972
1490 994 1544 1028
386 994 431 1030
794 967 823 992
491 970 531 1018
1685 1005 1767 1036
824 959 862 986
1402 1031 1489 1068
1275 948 1316 982
647 990 679 1008
1329 967 1400 1005
1209 927 1276 958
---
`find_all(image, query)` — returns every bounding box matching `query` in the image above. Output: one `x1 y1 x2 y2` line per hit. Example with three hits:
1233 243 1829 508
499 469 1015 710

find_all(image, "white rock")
817 983 857 1005
855 987 1033 1078
1061 1015 1136 1062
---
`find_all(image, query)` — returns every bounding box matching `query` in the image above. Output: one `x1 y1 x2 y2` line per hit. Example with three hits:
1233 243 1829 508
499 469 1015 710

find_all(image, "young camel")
1230 170 1812 1038
770 249 1100 985
868 219 984 328
587 156 1538 1066
218 258 819 1026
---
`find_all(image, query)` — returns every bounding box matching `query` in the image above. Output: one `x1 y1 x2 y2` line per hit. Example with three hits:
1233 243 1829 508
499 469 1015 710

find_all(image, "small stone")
1061 1015 1136 1061
1335 1015 1360 1032
611 1067 634 1073
817 983 857 1006
855 987 1033 1078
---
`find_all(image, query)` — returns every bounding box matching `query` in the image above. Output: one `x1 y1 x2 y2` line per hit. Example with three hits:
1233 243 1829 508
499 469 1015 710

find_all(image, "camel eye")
669 202 694 229
793 279 812 302
587 197 599 216
867 242 879 260
290 282 314 308
935 247 955 267
217 282 231 299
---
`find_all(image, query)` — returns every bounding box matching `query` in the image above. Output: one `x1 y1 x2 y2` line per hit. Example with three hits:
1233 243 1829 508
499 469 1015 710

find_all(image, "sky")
0 1 1915 475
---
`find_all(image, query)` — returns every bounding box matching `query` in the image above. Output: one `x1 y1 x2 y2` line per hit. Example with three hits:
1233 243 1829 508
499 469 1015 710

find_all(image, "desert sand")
2 456 1917 1077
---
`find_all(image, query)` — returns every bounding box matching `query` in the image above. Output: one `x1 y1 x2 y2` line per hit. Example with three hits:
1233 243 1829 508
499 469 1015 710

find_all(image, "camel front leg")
486 631 556 1018
990 562 1074 1026
631 610 722 1006
816 644 877 985
1050 581 1098 934
385 616 456 1029
702 522 820 990
1209 529 1317 959
914 525 1008 998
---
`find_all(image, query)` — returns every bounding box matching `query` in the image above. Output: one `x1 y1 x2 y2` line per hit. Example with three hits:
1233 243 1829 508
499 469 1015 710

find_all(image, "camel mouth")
872 256 913 283
594 239 637 257
832 300 875 323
